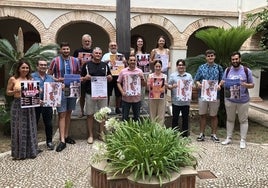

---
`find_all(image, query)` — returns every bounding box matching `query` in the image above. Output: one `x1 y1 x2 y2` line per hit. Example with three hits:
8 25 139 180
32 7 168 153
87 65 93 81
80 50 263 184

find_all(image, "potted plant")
91 107 197 188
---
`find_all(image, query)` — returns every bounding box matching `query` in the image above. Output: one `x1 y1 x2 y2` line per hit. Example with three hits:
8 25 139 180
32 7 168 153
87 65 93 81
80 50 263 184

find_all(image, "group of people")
6 34 254 160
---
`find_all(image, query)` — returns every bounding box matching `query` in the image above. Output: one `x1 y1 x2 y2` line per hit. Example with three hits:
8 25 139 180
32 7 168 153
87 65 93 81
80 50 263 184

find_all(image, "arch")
182 18 232 47
0 7 46 41
48 11 116 43
130 14 180 47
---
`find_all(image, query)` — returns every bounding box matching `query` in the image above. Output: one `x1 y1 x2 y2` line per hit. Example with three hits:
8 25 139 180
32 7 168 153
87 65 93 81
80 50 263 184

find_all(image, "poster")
109 54 124 75
124 74 141 96
201 80 218 101
148 77 165 99
20 81 40 108
176 79 193 101
64 74 81 98
136 54 150 74
91 76 108 99
224 78 241 100
78 52 92 62
43 82 62 107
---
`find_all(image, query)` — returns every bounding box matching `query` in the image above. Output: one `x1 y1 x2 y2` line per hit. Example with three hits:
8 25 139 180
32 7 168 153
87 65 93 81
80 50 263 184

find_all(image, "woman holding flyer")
6 60 39 160
168 59 193 137
147 60 167 125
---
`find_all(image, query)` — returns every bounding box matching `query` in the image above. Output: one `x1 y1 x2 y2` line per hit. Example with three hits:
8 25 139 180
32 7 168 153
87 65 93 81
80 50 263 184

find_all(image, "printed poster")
155 54 169 72
201 80 218 101
64 74 81 98
91 76 108 99
20 81 40 108
110 54 124 76
136 54 150 74
224 78 241 100
78 52 92 62
176 79 193 101
148 77 165 99
124 74 141 96
43 82 62 107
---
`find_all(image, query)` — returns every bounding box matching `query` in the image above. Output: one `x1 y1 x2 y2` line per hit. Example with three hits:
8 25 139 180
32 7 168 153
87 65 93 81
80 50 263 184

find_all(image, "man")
102 41 126 114
73 34 93 118
32 59 55 150
117 55 146 121
194 49 223 142
221 51 254 149
81 47 112 144
168 59 193 137
48 42 80 152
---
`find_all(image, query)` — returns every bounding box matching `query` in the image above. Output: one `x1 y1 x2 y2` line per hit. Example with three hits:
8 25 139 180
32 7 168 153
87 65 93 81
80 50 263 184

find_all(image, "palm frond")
185 54 206 77
241 51 268 70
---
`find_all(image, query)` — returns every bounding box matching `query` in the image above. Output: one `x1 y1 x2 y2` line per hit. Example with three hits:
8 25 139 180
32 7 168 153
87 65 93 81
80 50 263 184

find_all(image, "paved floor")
0 101 268 188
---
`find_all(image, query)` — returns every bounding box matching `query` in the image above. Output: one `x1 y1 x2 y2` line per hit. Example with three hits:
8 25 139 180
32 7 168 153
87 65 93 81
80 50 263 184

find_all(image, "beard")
232 62 241 68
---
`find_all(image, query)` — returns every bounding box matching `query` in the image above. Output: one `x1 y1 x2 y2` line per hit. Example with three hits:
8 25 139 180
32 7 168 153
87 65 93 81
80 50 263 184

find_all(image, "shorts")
108 76 121 97
57 94 77 113
198 99 220 116
85 93 108 115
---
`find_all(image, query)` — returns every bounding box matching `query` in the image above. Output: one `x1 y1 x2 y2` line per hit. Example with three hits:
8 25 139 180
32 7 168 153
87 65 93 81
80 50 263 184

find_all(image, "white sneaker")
221 138 232 145
87 137 93 144
240 140 246 149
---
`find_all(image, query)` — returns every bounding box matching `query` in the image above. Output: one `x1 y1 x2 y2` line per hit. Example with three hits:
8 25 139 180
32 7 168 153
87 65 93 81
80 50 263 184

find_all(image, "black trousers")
172 104 190 137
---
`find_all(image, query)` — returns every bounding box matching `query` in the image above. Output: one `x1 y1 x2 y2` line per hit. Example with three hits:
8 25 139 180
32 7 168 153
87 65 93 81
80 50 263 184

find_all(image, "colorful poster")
224 78 241 100
43 82 62 107
201 80 218 101
91 76 108 99
148 77 165 99
64 74 81 98
124 74 141 96
78 52 92 62
136 54 150 74
176 79 193 101
155 54 169 72
20 81 40 108
110 54 124 75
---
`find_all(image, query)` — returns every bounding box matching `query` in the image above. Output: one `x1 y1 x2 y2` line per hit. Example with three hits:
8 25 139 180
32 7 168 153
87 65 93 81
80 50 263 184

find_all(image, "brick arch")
48 11 116 43
130 14 181 47
182 18 232 47
0 7 46 40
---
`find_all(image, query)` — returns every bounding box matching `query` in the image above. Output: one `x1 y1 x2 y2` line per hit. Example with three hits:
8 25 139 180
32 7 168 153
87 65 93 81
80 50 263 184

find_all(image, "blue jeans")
172 104 190 137
122 100 141 121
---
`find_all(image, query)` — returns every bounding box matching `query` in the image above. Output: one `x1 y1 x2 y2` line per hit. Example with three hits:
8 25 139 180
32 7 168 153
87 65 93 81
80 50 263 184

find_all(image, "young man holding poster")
117 56 146 121
168 59 193 137
81 47 112 144
221 51 254 149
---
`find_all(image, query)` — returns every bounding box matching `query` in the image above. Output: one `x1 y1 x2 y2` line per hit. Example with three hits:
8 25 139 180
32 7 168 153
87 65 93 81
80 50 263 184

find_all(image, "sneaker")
115 108 121 114
65 136 76 144
87 137 93 144
240 140 246 149
56 142 66 152
196 133 205 141
211 135 220 143
221 138 232 145
47 142 55 150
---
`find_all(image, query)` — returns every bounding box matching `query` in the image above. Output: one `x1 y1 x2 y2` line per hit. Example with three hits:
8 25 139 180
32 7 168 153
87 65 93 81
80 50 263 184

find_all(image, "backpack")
226 66 249 83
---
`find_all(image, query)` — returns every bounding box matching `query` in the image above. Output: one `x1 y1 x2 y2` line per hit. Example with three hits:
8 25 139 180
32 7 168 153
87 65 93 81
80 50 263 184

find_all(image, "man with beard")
221 51 254 149
48 42 80 152
73 34 93 118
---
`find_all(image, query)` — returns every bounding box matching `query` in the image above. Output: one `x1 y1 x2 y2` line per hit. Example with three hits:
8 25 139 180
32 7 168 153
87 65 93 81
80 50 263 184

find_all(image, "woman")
150 35 170 75
134 37 146 55
6 59 38 160
147 60 167 125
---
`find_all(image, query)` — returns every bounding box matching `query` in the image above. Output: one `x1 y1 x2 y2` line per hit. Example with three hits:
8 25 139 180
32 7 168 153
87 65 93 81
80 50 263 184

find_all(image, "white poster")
201 80 218 101
176 79 193 101
91 76 108 99
124 74 141 96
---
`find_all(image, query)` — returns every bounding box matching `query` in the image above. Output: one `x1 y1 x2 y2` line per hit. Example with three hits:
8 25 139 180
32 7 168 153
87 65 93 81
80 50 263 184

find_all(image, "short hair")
231 51 241 58
60 42 70 48
205 49 216 56
93 47 102 53
176 59 185 66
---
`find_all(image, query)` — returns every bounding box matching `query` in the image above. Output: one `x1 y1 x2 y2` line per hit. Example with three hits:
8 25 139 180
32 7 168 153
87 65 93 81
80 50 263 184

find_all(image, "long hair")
134 37 146 54
155 35 168 48
14 59 32 79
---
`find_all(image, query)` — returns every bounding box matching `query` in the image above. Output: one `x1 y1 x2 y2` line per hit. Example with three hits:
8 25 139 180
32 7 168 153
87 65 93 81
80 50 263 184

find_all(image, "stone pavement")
0 102 268 188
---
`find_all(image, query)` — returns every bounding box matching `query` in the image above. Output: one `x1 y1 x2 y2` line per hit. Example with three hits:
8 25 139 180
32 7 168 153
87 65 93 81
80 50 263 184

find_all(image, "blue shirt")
32 72 54 100
168 72 193 106
194 63 224 99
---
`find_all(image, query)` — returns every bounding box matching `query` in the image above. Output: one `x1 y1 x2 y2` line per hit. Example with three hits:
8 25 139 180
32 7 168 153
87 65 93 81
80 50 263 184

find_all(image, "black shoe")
47 142 55 150
211 135 220 143
115 108 121 114
56 142 66 152
65 136 76 144
37 149 43 154
197 133 205 141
